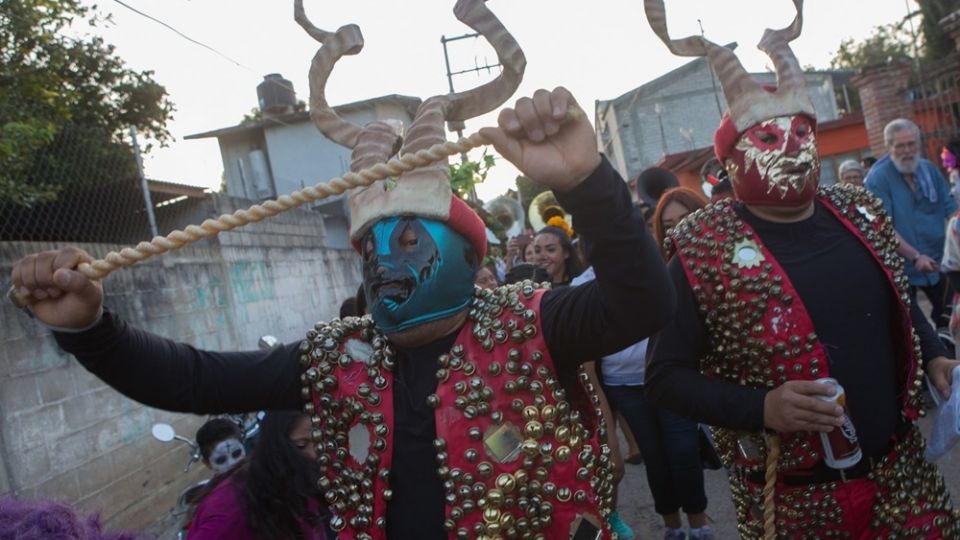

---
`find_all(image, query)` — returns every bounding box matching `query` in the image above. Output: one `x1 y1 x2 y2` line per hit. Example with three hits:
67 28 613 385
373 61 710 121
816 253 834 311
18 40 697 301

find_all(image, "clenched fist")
10 247 104 329
480 87 601 193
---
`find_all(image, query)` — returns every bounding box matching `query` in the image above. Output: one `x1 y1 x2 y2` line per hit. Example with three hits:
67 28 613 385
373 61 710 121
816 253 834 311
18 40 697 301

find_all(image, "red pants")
735 433 959 539
786 476 951 539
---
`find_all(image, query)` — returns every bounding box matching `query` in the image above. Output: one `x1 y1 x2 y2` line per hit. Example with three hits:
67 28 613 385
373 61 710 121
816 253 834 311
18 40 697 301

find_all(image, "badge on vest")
569 513 603 540
732 239 765 269
484 422 524 463
856 205 876 222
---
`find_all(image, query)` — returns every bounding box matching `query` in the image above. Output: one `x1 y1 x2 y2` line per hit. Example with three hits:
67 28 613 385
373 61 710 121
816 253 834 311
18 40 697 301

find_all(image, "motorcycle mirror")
151 423 177 443
258 335 279 350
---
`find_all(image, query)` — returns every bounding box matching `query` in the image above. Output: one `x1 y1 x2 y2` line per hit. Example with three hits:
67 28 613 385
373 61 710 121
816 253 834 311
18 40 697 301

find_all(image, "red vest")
301 282 613 539
668 186 925 475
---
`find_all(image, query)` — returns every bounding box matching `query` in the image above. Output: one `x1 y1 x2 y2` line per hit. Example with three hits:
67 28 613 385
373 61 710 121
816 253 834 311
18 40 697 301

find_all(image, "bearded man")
642 0 960 538
866 118 956 328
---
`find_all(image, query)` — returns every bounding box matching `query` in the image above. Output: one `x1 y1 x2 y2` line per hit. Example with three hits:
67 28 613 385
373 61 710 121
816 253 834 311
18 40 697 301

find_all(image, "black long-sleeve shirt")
646 200 946 459
53 156 675 539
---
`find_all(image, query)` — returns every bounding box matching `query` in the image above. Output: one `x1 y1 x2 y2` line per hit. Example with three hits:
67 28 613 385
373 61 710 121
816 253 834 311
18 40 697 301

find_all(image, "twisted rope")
10 132 489 308
763 433 781 540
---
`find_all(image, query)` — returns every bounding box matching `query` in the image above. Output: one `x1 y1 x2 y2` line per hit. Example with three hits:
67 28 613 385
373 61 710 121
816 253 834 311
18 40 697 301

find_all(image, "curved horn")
443 0 526 121
644 0 761 121
643 0 712 57
402 0 525 159
295 0 364 149
758 0 806 96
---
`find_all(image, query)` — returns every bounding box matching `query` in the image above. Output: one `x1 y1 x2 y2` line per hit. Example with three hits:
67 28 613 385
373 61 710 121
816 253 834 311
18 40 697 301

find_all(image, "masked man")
642 1 960 538
9 5 673 540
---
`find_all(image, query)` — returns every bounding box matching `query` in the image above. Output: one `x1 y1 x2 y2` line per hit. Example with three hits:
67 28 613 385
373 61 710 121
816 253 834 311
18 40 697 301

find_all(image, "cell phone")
512 233 533 246
570 515 602 540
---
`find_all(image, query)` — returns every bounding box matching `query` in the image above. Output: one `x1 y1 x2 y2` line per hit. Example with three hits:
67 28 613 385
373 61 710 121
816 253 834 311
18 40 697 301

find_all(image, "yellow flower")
546 216 574 238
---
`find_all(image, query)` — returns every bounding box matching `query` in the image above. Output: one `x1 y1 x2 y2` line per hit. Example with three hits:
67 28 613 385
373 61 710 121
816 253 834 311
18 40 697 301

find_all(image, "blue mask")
362 217 478 334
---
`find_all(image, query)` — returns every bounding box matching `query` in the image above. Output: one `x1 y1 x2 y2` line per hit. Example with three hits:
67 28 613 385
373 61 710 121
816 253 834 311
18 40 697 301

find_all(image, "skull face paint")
362 216 477 334
208 438 245 475
725 115 820 207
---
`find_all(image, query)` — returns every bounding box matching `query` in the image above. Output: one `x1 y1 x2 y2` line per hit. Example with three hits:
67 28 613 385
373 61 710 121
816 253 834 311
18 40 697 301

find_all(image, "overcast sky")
77 0 918 201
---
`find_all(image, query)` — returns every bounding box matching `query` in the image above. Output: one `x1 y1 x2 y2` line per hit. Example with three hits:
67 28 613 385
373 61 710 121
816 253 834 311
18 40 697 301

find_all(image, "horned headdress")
296 0 526 256
644 0 815 134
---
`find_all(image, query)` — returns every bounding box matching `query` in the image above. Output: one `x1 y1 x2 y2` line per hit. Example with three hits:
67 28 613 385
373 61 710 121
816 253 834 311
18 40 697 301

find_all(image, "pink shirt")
187 477 328 540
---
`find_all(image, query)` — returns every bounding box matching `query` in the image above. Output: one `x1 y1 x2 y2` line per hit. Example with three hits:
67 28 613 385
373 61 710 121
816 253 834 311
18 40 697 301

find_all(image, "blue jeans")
603 384 708 516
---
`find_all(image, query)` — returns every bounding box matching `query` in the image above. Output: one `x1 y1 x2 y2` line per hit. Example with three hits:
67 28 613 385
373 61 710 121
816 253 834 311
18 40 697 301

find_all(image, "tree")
915 0 960 63
0 0 174 206
514 174 549 216
448 152 509 250
241 100 307 125
448 150 495 200
830 0 960 70
830 21 914 70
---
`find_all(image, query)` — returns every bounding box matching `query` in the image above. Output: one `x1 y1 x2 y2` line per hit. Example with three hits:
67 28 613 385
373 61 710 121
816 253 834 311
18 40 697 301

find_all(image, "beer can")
814 377 862 469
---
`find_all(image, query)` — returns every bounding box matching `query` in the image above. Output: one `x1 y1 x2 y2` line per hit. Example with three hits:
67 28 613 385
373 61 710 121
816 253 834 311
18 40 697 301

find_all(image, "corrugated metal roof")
185 94 422 140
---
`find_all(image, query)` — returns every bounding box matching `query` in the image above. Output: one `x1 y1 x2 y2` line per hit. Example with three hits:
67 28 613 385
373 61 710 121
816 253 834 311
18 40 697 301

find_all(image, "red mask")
723 115 820 207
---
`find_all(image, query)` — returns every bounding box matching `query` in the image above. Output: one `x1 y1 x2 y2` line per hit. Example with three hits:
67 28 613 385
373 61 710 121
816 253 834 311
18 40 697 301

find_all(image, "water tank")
257 74 296 113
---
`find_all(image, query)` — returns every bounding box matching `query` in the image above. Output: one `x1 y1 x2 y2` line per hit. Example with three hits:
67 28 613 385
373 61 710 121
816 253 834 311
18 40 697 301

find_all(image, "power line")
108 0 301 125
106 1 328 134
111 0 252 70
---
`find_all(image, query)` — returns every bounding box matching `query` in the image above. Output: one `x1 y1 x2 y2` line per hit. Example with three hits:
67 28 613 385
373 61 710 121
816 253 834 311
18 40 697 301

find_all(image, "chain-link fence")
0 124 209 244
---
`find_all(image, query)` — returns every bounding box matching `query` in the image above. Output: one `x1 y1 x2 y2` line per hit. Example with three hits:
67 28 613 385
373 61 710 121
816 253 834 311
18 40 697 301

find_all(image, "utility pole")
441 31 502 202
698 19 725 120
655 103 669 157
904 0 921 70
129 126 159 238
442 31 502 147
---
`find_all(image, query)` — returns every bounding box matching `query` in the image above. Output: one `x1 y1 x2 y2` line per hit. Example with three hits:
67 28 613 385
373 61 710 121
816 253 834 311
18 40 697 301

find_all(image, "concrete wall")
0 194 361 535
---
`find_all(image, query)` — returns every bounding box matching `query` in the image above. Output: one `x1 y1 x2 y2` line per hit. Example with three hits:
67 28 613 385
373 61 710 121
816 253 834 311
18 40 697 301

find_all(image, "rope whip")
763 433 781 539
8 131 492 308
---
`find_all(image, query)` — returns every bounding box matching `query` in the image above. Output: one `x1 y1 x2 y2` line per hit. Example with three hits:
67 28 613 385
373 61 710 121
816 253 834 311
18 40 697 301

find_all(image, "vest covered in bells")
299 281 614 540
667 185 926 476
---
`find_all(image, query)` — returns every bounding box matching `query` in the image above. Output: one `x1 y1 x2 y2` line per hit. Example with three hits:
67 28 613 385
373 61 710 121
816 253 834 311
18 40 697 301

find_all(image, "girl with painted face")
533 225 584 287
197 418 246 476
188 412 332 540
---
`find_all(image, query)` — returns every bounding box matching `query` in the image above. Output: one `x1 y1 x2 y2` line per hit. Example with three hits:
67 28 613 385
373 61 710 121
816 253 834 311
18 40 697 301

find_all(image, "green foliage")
514 174 549 214
0 121 58 206
915 0 960 63
242 100 307 125
449 151 495 200
830 21 914 70
830 0 960 70
0 0 174 207
450 151 496 199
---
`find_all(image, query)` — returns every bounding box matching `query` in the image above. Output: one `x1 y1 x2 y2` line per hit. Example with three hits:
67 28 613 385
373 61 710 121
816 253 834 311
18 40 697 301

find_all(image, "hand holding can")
814 378 862 469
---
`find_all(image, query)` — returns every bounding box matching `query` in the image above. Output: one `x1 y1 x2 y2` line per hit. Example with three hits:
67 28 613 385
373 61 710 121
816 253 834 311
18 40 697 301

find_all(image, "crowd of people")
9 0 960 539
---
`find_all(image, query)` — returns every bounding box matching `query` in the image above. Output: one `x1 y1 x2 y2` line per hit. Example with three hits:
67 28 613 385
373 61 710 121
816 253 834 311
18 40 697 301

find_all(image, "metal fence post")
129 125 159 238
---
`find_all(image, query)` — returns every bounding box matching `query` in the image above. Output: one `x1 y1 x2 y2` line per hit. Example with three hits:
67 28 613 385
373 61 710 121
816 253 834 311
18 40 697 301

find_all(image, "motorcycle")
150 422 208 540
150 335 277 538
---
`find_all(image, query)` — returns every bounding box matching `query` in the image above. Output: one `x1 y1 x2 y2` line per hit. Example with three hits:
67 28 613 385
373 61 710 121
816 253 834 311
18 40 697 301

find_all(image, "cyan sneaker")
608 511 635 540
